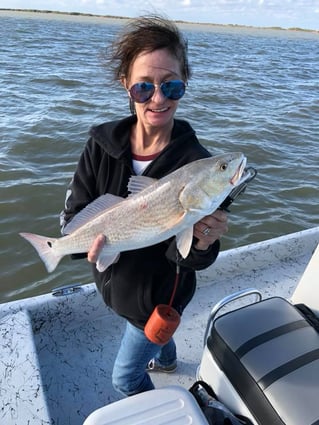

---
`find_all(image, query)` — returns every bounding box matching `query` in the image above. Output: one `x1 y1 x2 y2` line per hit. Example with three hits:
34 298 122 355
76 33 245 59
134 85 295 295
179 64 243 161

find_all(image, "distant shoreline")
1 8 318 34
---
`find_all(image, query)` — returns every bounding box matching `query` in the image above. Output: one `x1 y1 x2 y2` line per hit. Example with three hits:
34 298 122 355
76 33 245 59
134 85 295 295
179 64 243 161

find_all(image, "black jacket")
61 115 220 328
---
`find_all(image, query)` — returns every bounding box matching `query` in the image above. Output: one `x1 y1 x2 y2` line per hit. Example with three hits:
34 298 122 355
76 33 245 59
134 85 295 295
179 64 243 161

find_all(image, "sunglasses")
128 80 186 103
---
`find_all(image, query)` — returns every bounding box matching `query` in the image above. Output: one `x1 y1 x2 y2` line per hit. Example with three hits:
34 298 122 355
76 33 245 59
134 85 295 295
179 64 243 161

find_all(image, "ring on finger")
202 227 211 236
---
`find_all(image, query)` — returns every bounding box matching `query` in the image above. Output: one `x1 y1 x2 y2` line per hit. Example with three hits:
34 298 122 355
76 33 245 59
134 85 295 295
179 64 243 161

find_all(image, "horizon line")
1 8 318 33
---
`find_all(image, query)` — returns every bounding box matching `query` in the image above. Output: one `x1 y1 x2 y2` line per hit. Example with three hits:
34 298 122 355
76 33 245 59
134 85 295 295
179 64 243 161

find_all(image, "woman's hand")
87 234 106 263
193 209 228 251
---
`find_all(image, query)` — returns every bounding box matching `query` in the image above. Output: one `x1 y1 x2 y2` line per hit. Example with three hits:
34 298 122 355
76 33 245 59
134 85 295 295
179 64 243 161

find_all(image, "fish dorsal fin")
176 227 194 259
64 193 123 234
127 175 157 195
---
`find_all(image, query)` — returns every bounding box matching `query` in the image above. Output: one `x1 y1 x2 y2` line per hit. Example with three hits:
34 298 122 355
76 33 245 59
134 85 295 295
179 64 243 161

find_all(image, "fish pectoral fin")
96 251 120 272
176 227 194 259
127 175 157 195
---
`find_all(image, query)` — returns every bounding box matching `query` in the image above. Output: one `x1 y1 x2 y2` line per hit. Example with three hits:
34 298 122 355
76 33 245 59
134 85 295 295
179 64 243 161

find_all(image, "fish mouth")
230 156 247 186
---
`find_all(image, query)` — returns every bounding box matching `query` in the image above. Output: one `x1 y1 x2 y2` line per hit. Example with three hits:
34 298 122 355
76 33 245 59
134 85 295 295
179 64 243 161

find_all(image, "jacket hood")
89 115 136 159
89 116 199 160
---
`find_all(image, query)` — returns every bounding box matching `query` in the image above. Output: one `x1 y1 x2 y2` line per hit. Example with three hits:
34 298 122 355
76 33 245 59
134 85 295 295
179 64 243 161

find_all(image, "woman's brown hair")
109 15 191 83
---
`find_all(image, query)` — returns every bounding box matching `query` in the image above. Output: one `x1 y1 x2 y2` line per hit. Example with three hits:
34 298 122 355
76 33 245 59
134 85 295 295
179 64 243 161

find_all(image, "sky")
1 0 319 30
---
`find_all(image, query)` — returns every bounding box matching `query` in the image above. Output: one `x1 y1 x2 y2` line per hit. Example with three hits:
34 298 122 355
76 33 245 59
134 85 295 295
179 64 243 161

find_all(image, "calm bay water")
0 11 318 303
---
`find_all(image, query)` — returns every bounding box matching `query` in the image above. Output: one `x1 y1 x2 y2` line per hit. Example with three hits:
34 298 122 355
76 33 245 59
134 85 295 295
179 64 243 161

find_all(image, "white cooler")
83 385 209 425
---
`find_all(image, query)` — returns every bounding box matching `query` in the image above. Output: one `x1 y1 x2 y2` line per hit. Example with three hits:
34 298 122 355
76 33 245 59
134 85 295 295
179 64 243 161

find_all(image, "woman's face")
124 48 184 131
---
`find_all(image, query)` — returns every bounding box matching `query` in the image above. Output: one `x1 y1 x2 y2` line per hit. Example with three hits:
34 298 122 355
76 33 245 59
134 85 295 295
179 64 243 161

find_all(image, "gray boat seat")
199 295 319 425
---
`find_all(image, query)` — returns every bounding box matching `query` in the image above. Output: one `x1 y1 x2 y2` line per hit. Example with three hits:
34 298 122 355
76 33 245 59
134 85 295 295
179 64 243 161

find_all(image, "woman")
61 15 228 396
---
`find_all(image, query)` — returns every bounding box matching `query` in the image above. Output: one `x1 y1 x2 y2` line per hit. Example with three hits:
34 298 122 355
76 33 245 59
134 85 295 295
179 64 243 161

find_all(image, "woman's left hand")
193 209 229 251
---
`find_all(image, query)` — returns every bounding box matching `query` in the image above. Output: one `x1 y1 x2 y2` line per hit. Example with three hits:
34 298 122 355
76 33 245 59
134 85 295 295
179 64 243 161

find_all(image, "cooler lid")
83 385 209 425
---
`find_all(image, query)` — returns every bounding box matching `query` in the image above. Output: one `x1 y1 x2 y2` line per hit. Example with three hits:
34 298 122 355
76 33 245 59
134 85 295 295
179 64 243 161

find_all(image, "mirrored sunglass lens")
130 82 154 103
161 80 185 100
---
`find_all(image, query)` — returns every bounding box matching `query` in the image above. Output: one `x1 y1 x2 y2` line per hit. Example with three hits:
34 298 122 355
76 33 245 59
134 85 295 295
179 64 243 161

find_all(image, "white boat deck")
1 227 319 425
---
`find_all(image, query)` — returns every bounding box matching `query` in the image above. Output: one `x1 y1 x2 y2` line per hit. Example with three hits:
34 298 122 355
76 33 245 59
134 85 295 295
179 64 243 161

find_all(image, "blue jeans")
112 321 177 396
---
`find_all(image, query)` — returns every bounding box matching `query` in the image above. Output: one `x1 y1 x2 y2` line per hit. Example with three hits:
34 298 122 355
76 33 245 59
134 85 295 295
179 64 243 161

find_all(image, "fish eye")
220 162 228 171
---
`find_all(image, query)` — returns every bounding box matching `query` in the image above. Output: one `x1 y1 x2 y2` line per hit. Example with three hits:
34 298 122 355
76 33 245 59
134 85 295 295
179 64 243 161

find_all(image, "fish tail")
19 232 62 273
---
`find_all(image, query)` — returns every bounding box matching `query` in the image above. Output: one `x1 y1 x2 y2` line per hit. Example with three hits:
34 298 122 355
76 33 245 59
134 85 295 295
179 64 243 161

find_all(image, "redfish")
20 152 246 273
